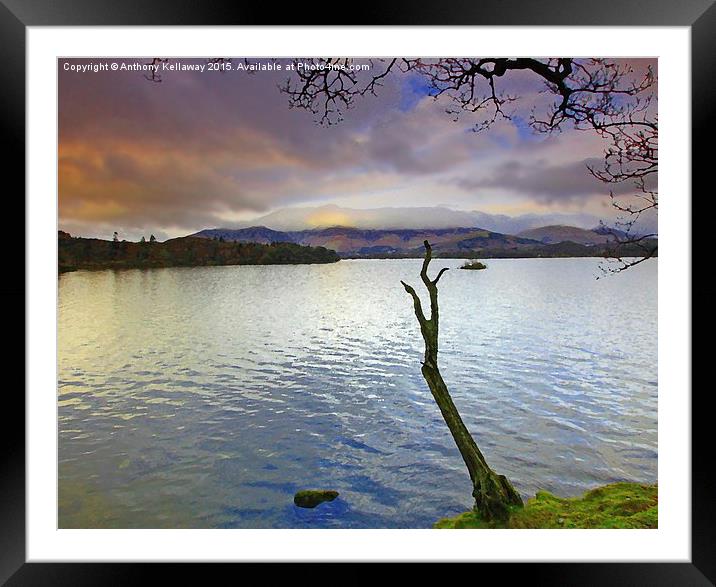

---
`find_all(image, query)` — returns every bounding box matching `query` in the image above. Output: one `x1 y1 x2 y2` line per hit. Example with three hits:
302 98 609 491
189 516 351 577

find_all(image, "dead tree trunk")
401 241 523 522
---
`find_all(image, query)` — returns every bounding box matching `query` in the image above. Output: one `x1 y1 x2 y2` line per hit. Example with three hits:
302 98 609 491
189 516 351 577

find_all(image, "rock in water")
294 490 339 508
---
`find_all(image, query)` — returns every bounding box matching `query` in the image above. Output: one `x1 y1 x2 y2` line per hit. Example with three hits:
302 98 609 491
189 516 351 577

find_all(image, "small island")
460 260 487 270
58 231 340 273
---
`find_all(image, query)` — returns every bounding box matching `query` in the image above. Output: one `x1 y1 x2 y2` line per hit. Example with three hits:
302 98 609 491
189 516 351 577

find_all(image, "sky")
58 58 657 241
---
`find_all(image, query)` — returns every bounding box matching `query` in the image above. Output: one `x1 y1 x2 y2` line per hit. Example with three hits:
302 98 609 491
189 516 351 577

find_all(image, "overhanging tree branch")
280 57 658 270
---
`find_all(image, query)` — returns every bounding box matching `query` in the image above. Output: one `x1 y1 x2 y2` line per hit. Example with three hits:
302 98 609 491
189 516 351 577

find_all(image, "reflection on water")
58 258 657 528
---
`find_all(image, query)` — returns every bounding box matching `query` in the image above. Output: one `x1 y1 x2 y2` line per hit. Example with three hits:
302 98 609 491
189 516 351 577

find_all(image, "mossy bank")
435 482 657 529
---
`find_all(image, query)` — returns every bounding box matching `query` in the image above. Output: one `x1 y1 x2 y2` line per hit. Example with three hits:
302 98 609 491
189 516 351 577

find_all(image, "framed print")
6 0 709 582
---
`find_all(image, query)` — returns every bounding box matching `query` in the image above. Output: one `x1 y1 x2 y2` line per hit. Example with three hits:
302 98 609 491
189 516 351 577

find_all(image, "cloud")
58 58 657 239
477 158 608 202
466 157 656 204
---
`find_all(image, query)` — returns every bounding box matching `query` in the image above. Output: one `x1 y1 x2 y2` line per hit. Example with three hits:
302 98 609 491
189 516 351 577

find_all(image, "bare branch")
420 240 434 290
433 267 450 285
401 280 427 325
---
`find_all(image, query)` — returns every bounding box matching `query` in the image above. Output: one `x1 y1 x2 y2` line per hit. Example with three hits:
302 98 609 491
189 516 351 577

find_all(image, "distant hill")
194 225 538 255
292 226 539 256
592 225 632 240
192 225 656 259
516 225 616 245
194 226 297 244
58 232 339 273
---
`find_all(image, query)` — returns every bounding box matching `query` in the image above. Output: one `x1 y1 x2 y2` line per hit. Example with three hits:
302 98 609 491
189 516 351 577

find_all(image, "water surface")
58 258 657 528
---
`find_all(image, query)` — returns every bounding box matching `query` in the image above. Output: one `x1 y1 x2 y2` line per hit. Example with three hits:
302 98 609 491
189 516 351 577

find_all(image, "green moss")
294 489 339 508
435 482 657 529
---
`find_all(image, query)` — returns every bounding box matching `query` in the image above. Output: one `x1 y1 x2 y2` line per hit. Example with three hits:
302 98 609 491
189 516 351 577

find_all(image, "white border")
28 26 691 562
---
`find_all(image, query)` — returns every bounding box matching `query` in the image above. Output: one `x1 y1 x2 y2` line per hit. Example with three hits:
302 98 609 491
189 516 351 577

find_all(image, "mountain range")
516 225 625 245
191 223 648 259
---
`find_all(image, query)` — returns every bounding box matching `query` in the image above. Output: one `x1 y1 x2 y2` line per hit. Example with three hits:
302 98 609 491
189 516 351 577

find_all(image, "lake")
58 258 657 528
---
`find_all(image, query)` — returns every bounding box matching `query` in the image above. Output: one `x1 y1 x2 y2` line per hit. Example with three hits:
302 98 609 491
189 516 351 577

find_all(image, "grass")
435 482 657 529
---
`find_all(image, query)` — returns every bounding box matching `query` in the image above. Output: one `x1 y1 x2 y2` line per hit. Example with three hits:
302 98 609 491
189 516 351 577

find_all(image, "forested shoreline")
58 231 340 273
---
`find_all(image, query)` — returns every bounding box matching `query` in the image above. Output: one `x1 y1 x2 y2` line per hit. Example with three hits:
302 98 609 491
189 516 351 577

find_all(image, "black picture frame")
5 0 707 582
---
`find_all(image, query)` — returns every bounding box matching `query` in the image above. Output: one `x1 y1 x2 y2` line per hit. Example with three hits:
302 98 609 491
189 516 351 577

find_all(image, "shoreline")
60 254 658 274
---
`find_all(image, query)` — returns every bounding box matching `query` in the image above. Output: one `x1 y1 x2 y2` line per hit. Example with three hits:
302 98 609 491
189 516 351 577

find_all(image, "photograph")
57 56 658 530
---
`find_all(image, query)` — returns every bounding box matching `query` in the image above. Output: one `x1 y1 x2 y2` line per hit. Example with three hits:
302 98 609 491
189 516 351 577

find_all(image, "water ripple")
58 258 657 528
